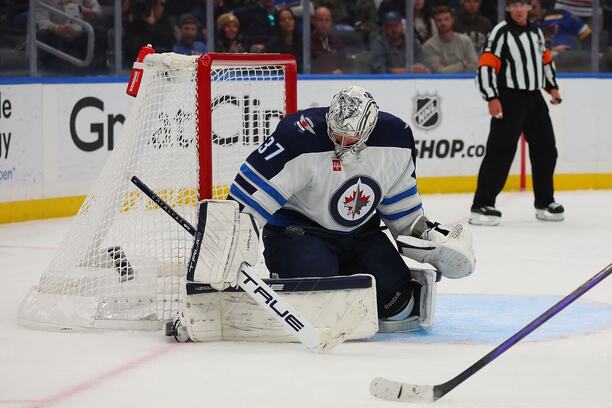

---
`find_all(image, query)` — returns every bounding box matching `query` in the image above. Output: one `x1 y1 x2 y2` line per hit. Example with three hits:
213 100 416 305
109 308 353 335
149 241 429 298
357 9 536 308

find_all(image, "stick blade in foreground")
370 377 436 402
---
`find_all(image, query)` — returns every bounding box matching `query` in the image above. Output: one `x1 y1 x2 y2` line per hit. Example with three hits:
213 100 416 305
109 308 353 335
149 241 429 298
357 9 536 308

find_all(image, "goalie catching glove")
396 215 475 279
186 200 259 290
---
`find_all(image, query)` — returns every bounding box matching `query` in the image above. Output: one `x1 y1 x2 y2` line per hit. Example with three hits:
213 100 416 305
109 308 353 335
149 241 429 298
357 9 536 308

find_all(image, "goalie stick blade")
370 377 436 403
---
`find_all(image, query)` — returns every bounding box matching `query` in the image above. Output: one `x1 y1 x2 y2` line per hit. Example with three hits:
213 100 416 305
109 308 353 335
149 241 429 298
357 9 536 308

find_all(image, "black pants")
262 215 415 318
473 89 558 209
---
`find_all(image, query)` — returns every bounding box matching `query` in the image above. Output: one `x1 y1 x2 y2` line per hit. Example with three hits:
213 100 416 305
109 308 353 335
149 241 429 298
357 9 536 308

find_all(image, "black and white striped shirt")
477 18 558 101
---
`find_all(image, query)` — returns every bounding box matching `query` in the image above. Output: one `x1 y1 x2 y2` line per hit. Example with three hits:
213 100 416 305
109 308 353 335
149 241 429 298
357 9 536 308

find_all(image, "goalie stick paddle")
370 262 612 403
130 176 357 353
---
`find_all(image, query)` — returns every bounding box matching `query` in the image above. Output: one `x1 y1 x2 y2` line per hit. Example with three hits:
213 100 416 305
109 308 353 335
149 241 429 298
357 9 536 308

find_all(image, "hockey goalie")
171 86 475 346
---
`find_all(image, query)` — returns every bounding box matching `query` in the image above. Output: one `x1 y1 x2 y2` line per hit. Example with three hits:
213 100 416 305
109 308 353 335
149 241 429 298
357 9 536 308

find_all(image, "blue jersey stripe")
381 185 418 205
229 184 273 221
378 203 423 221
240 164 288 207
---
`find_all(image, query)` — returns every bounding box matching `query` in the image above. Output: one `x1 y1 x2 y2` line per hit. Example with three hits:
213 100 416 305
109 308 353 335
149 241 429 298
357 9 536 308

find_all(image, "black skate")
536 202 564 221
469 206 501 226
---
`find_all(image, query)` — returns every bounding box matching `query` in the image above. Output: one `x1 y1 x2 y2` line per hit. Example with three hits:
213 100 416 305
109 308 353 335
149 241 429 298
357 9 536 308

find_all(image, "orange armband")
479 52 501 74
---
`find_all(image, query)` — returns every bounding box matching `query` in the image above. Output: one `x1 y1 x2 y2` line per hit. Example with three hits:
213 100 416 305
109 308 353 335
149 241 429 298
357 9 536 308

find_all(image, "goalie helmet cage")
18 53 297 331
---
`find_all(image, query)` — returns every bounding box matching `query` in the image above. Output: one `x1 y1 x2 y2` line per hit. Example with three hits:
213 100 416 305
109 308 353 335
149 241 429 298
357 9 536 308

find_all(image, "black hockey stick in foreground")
131 175 361 352
370 262 612 402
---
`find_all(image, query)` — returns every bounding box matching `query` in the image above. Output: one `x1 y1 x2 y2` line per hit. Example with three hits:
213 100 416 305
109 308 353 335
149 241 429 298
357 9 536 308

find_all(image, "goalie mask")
326 86 379 160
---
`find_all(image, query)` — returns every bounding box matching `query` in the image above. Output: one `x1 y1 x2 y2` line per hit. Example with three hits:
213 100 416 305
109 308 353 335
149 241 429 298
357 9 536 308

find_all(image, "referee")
470 0 564 226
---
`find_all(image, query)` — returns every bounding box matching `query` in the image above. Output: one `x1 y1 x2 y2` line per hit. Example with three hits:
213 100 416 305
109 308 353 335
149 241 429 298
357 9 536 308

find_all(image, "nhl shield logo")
412 94 441 130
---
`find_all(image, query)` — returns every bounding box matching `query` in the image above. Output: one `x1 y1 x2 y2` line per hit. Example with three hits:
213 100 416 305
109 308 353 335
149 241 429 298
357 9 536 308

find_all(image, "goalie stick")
131 176 361 352
370 262 612 403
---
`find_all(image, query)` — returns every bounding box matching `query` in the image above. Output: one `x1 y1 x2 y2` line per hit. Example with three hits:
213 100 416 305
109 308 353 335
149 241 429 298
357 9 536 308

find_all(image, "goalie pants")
262 215 416 318
473 89 558 209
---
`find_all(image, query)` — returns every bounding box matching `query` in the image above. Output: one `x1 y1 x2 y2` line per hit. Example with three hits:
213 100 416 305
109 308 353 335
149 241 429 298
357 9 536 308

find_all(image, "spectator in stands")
36 0 102 63
314 0 379 43
164 0 197 20
479 0 499 25
377 0 405 21
351 0 380 48
90 0 115 26
224 0 251 8
378 0 438 45
265 7 303 72
454 0 492 53
215 12 246 53
188 0 230 44
173 14 207 55
3 0 29 32
369 11 431 74
414 0 438 44
555 0 598 26
531 0 591 53
123 0 175 63
233 0 278 52
311 6 348 74
422 6 478 73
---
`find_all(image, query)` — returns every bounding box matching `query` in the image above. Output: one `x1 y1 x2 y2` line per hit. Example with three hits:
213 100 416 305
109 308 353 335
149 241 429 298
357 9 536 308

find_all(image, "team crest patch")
296 114 315 134
329 176 381 227
332 159 342 172
412 94 441 130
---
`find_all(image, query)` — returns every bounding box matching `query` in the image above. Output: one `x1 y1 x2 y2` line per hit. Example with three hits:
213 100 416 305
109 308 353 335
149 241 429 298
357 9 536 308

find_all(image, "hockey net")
18 53 297 330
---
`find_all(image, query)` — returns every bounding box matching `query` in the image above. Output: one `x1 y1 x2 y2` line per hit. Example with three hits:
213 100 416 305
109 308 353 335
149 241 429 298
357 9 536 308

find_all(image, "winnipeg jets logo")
330 176 381 227
296 114 315 134
343 180 371 219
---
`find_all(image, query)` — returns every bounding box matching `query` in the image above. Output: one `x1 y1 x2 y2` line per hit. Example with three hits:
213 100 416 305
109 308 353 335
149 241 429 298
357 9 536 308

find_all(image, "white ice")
1 190 611 408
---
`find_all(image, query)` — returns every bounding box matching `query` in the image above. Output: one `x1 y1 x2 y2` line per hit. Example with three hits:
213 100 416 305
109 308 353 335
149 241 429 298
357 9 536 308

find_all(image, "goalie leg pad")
175 284 223 342
175 275 378 343
410 268 437 329
187 200 259 290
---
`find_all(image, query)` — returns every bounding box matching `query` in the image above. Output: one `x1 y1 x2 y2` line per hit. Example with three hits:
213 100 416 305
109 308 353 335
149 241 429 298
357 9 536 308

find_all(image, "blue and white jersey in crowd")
540 9 591 49
228 107 424 237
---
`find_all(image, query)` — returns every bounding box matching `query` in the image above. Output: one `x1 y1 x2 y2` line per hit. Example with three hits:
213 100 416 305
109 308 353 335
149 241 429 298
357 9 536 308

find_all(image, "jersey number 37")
258 136 285 160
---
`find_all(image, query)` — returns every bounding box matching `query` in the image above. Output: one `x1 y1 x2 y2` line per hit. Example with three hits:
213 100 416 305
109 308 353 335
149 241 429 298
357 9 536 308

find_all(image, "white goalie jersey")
228 107 425 237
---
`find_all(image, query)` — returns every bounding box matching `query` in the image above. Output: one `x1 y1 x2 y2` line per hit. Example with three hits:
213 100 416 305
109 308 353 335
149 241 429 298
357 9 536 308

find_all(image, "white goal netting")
18 53 294 330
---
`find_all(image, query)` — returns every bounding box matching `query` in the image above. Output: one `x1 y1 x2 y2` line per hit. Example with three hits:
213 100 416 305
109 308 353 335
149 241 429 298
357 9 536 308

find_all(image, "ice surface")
1 191 611 407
